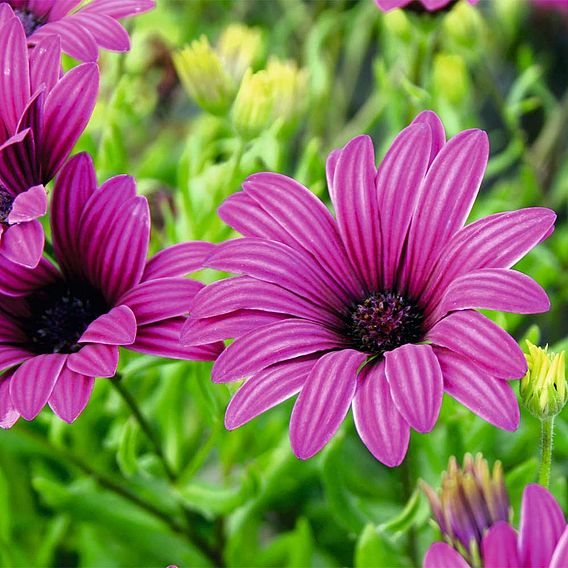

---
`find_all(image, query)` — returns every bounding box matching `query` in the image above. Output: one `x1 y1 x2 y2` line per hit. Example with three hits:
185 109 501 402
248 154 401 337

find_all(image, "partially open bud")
521 341 567 420
173 36 235 115
265 57 309 124
231 69 273 140
218 24 263 84
420 454 510 565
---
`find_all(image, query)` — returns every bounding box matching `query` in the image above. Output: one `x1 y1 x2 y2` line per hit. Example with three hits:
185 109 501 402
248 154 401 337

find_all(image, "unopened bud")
231 70 273 140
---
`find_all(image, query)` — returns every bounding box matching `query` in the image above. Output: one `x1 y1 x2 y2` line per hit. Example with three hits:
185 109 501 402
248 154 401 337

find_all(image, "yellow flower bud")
218 24 263 84
265 57 309 124
173 36 235 116
521 341 567 420
432 53 469 105
231 70 273 140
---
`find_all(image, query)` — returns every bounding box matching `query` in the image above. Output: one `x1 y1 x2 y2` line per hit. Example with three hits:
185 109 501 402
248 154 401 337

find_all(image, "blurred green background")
1 0 567 566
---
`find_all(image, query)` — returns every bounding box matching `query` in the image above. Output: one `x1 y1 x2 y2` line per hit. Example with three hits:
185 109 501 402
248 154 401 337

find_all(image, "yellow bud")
231 70 273 140
521 341 567 420
383 10 412 42
443 1 485 47
265 57 309 124
218 24 263 84
433 53 469 104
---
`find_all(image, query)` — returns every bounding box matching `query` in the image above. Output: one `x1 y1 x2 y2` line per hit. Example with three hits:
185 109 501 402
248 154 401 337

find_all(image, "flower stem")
539 416 555 488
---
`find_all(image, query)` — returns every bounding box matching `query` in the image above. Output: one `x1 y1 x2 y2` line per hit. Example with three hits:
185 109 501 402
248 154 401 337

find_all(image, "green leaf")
354 524 404 568
117 417 141 478
379 489 428 535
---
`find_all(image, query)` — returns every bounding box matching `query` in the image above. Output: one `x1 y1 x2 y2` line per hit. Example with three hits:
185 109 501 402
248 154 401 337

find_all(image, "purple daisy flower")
0 153 222 428
0 10 99 268
425 484 568 568
1 0 155 61
375 0 479 12
182 111 555 465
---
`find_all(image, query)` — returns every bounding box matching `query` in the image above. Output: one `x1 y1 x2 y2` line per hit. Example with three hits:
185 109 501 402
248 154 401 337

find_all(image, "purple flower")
375 0 478 12
0 10 99 268
1 0 155 61
0 153 222 428
182 111 555 465
425 484 568 568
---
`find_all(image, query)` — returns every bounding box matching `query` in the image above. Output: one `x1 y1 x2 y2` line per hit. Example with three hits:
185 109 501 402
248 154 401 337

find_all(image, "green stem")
400 453 418 567
539 416 555 488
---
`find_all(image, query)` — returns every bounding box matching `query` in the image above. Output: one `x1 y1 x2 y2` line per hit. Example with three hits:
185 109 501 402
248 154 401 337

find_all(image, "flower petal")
290 349 365 460
0 370 19 429
10 354 67 420
550 527 568 568
225 356 318 430
142 241 216 281
80 0 156 18
32 19 99 61
67 344 119 378
427 310 527 379
79 305 137 345
0 346 32 372
423 543 470 568
48 368 94 423
211 320 346 383
29 34 61 94
8 185 48 223
435 347 519 431
519 484 566 568
411 110 446 165
0 255 59 297
0 220 44 268
70 13 130 52
325 148 341 204
482 521 520 568
385 344 443 433
352 361 410 467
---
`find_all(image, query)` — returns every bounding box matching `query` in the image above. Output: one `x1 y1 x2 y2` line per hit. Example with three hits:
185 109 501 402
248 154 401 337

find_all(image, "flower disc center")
24 283 109 354
0 186 14 225
14 8 44 37
347 291 424 356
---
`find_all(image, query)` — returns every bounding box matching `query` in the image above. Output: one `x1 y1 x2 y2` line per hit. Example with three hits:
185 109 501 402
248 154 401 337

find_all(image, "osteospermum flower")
425 484 568 568
182 111 555 465
0 153 222 428
1 0 155 61
375 0 478 12
0 10 98 268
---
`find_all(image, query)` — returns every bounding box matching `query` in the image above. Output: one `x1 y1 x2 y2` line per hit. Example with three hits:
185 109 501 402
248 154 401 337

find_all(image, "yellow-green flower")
218 24 263 84
265 57 309 124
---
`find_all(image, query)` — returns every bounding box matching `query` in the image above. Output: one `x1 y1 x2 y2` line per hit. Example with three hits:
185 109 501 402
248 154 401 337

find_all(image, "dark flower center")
14 8 44 37
0 185 14 225
406 0 458 14
23 283 109 354
346 291 424 356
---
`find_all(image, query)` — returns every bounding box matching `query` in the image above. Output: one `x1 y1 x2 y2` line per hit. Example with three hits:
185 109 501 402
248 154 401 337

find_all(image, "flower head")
421 454 510 564
521 341 566 420
182 111 554 465
424 484 568 568
231 70 274 139
0 153 222 428
375 0 479 13
217 23 263 84
0 11 99 268
1 0 155 61
265 58 309 124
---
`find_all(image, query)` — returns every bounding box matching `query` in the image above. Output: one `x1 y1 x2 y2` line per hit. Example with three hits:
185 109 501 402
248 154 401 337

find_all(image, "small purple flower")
183 111 555 465
375 0 478 12
0 10 99 268
1 0 155 61
0 153 222 428
425 484 568 568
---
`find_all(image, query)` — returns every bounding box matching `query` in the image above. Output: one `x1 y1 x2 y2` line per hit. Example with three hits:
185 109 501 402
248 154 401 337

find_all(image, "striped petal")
142 241 216 281
482 522 520 568
48 368 94 423
67 344 119 378
79 305 137 345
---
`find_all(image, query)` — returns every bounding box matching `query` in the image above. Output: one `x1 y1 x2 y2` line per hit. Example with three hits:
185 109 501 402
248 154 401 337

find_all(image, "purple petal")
225 356 318 430
550 527 568 568
384 344 443 433
427 310 527 379
423 208 556 307
80 0 156 18
325 148 341 204
0 255 59 297
190 276 342 327
32 20 99 61
8 185 47 223
377 123 431 289
332 135 380 292
0 220 44 268
40 62 99 179
45 0 81 20
69 14 130 52
352 361 410 467
482 521 520 568
0 370 19 428
243 173 360 300
181 310 288 346
0 4 15 28
50 153 97 277
29 34 61 94
289 349 365 460
0 345 32 372
435 347 520 431
0 128 39 194
48 368 94 423
429 269 550 325
423 543 470 568
519 484 566 568
411 110 446 165
129 317 223 361
67 344 119 378
119 277 203 325
79 305 137 345
142 241 216 281
10 354 67 420
0 314 26 342
205 238 341 312
403 129 489 298
211 320 346 383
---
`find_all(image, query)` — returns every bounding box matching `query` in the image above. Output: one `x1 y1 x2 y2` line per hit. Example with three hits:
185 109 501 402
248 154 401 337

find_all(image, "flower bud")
265 57 309 124
421 454 510 565
521 341 567 420
173 36 235 115
231 70 273 140
432 53 469 104
218 24 263 84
